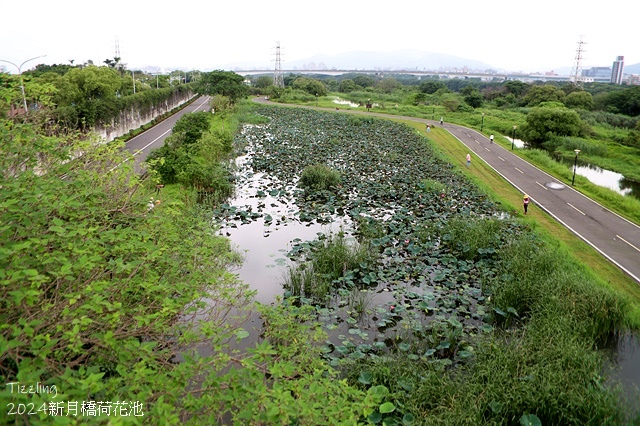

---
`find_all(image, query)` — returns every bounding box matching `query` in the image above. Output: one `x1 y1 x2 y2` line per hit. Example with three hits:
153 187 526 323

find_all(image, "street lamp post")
316 93 318 107
0 55 47 114
511 125 517 150
481 113 485 133
572 149 581 186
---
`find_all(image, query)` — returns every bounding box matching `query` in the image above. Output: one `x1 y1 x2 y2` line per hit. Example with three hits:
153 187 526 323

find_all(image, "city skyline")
1 0 638 74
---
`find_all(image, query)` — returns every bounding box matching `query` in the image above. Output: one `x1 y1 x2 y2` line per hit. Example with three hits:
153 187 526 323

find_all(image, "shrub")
299 164 342 192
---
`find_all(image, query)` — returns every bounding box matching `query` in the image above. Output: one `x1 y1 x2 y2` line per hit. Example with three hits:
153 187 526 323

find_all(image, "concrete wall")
95 90 195 142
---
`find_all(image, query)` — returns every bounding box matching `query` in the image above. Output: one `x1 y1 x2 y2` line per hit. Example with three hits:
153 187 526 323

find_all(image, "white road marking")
536 181 548 190
616 235 640 253
567 203 586 215
514 167 524 174
497 156 505 161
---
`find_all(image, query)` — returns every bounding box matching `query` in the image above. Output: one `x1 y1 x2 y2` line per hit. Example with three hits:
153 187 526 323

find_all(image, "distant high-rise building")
611 56 624 84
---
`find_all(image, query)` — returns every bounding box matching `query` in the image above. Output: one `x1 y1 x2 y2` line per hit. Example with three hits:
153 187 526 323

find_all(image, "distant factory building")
582 66 612 81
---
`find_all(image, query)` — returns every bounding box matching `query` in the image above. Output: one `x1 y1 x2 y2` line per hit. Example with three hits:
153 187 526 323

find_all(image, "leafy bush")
172 111 212 145
0 123 253 421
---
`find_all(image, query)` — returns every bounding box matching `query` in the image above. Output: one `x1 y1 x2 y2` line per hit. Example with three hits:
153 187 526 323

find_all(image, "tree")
197 70 247 103
525 105 582 144
58 65 121 101
419 80 447 94
504 80 528 98
376 77 401 94
604 86 640 116
292 77 327 96
353 75 375 88
464 90 484 108
522 84 566 107
254 75 273 89
339 79 357 93
564 91 594 111
172 111 212 146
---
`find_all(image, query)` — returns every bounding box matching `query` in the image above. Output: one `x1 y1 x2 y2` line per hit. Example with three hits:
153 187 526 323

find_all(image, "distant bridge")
234 69 575 83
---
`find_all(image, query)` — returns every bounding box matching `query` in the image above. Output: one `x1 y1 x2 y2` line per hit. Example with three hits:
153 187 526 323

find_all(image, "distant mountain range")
283 49 496 72
226 49 640 76
226 49 496 72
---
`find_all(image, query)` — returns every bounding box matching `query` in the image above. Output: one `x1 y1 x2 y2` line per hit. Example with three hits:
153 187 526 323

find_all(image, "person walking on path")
440 117 444 125
466 153 471 167
490 134 494 143
523 194 530 215
426 124 431 132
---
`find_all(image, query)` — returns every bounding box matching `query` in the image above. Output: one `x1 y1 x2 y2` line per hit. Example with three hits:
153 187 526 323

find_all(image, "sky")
1 0 638 74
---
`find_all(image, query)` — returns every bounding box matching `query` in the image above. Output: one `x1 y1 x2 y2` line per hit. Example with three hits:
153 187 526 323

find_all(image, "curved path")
254 98 640 284
121 95 211 172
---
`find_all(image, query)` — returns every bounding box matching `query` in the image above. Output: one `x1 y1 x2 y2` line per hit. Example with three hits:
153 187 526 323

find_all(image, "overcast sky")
1 0 638 74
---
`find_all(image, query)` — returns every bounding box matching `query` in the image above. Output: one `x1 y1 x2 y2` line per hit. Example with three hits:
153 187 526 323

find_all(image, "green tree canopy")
522 85 566 107
197 70 247 103
564 91 594 111
419 80 447 94
353 75 375 88
339 79 357 93
604 86 640 116
525 106 583 144
172 111 213 146
292 77 327 96
376 77 401 94
57 65 121 102
254 75 273 89
504 80 529 97
464 90 484 108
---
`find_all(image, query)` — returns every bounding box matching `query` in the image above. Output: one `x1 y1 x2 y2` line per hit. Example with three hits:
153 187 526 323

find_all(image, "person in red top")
523 194 530 215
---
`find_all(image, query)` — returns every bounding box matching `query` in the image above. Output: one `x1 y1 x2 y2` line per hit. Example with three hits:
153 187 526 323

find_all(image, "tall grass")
283 233 376 302
339 228 634 424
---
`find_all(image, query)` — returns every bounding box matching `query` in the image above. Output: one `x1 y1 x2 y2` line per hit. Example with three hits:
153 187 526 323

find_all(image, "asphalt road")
253 98 640 284
122 95 211 172
440 121 640 284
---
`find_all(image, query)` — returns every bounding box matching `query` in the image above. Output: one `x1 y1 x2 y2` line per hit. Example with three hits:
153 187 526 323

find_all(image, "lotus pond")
209 105 638 421
217 107 533 362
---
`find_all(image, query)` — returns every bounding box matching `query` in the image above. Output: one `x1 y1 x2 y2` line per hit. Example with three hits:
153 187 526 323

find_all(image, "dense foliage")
195 70 247 103
146 110 234 200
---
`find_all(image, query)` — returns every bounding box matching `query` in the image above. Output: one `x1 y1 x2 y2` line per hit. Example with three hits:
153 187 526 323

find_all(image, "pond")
507 135 640 199
571 162 640 199
604 333 640 415
211 110 639 416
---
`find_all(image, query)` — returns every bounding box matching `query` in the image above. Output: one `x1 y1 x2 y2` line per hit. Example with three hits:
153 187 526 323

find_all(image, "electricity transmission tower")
569 36 586 89
273 41 284 88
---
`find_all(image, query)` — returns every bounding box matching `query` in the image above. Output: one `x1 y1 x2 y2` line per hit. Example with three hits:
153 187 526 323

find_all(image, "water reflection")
332 97 360 108
603 332 640 416
503 135 640 199
558 159 640 199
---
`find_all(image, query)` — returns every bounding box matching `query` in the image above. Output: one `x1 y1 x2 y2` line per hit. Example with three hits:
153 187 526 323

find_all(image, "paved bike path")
437 120 640 284
255 99 640 284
